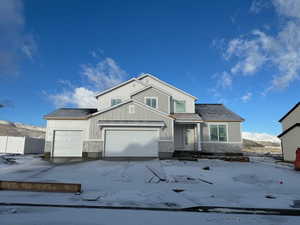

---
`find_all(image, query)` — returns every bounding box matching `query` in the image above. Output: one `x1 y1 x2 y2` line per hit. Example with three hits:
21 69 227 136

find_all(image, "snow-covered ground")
1 206 300 225
0 155 300 224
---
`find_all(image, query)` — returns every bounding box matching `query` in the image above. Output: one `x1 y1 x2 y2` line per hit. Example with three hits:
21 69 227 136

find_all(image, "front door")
175 124 195 151
184 126 195 150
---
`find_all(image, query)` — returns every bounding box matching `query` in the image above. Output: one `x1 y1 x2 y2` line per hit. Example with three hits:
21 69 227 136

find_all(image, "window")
145 97 157 108
111 98 122 106
209 124 227 142
174 100 186 113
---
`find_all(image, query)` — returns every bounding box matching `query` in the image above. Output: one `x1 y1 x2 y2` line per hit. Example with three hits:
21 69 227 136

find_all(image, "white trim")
197 122 202 151
159 139 173 142
130 85 171 97
137 73 197 100
97 122 165 127
95 78 146 98
207 122 229 143
144 96 158 109
168 96 171 114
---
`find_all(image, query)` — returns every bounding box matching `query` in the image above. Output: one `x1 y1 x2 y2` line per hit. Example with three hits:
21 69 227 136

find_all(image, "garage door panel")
53 130 83 157
105 130 159 157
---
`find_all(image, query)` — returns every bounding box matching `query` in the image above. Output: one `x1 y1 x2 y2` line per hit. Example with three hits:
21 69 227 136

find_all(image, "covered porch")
172 113 202 152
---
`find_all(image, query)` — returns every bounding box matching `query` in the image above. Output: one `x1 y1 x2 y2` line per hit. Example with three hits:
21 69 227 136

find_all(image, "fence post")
5 136 8 153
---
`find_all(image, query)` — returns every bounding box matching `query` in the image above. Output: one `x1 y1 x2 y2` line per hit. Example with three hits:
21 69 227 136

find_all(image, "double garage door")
53 129 159 158
104 129 159 157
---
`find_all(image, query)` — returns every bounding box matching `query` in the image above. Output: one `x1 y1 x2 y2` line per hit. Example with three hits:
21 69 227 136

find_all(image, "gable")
95 79 146 110
131 86 170 114
137 74 197 100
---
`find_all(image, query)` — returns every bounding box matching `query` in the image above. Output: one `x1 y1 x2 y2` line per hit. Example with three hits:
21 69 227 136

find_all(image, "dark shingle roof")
44 108 97 119
171 113 202 121
195 104 244 122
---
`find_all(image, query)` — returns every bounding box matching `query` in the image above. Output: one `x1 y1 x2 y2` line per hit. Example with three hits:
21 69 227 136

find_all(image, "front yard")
0 155 299 210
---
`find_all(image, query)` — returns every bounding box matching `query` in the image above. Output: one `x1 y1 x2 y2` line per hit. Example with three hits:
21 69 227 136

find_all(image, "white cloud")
250 0 270 13
218 0 300 93
81 57 126 90
49 87 97 108
48 57 127 108
241 92 252 103
217 71 232 88
0 0 37 75
272 0 300 19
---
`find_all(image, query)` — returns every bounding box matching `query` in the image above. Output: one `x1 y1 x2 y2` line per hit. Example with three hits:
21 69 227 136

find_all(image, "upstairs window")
145 97 157 109
174 100 186 113
111 98 122 106
209 124 227 142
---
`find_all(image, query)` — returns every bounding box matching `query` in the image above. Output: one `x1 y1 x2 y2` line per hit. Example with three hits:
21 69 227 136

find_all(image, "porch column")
197 122 202 151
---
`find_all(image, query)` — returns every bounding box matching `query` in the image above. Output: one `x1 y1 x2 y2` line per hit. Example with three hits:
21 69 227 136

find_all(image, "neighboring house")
278 102 300 162
0 136 44 154
44 74 244 159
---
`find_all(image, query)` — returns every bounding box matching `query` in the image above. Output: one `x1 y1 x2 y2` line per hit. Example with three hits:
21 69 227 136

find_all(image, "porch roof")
171 113 202 123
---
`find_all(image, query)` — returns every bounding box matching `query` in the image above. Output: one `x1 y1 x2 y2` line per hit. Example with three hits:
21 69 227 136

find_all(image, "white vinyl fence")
0 136 44 154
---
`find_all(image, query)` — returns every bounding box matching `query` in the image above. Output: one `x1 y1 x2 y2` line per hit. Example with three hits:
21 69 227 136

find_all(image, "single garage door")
53 130 83 157
105 129 159 157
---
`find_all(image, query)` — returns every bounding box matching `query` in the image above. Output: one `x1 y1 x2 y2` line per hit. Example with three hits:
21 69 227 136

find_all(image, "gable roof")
195 104 244 122
44 108 97 119
278 123 300 138
278 102 300 122
94 78 146 98
137 73 198 100
130 85 171 97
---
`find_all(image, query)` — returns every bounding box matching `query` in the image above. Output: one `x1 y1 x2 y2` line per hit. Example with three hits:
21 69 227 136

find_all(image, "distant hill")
242 132 280 143
0 120 45 139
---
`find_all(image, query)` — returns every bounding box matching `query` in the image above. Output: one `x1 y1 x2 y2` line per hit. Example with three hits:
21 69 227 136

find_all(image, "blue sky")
0 0 300 135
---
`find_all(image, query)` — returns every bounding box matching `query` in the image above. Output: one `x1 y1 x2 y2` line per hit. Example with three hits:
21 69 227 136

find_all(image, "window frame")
208 123 228 143
144 97 158 109
174 100 186 113
110 98 122 107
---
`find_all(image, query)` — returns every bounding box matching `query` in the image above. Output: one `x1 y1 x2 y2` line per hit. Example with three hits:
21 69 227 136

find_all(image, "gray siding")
281 105 300 131
89 101 174 144
201 122 242 143
281 126 300 162
132 87 170 114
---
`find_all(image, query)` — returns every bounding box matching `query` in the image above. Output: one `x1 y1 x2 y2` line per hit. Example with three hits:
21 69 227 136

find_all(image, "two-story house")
278 102 300 162
44 74 244 159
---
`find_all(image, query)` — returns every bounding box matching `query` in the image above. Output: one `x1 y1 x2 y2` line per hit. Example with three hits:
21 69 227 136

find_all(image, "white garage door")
105 129 159 157
53 130 83 157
